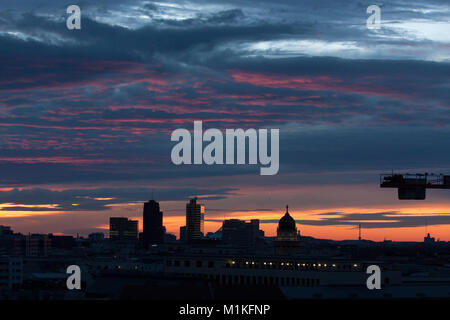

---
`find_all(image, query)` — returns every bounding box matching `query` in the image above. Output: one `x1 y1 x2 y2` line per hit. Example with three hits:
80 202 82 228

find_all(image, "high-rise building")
222 219 263 247
0 225 13 236
186 197 204 242
109 217 138 241
179 226 186 242
143 200 165 247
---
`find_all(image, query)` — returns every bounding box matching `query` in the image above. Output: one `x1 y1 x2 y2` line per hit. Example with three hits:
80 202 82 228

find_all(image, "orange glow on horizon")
1 201 449 242
0 203 63 218
159 205 450 242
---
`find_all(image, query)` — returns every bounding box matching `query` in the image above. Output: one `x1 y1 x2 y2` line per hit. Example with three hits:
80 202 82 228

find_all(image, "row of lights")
233 261 358 268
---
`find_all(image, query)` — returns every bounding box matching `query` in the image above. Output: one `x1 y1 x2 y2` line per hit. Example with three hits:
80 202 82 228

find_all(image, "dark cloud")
207 211 450 228
297 211 450 229
0 187 237 211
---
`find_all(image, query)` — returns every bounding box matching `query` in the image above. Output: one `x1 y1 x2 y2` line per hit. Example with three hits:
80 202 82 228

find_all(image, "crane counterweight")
380 173 450 200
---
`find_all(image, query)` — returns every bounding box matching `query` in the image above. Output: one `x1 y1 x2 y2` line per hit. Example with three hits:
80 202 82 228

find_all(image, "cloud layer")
0 0 449 238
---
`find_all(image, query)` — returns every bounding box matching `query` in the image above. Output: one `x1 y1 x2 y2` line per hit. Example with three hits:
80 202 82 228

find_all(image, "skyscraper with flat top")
186 197 204 242
222 219 263 247
143 200 165 247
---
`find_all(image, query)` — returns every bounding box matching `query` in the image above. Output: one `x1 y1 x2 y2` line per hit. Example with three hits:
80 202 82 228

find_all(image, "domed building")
274 206 300 255
277 206 298 240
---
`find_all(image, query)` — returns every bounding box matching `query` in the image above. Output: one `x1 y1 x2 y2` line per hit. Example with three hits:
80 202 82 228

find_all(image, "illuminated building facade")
186 198 204 242
109 217 138 241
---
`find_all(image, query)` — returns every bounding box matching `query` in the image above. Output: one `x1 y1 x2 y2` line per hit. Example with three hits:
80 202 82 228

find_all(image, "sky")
0 0 449 241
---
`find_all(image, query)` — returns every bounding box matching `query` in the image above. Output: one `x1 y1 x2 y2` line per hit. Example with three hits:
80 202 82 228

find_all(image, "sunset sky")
0 0 449 241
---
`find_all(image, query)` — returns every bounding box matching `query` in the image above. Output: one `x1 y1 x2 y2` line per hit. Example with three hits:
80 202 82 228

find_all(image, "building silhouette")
0 226 13 236
143 200 165 247
0 256 22 289
109 217 138 241
25 234 51 257
186 197 204 242
48 234 76 249
179 226 186 243
274 206 300 255
88 232 105 242
222 219 263 247
424 233 436 244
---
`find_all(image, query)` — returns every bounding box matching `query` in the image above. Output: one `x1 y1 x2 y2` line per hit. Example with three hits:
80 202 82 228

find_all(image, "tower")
276 205 298 240
186 197 204 242
143 199 165 247
274 205 300 255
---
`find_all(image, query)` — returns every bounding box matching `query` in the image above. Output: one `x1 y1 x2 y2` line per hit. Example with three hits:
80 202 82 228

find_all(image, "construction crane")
380 172 450 200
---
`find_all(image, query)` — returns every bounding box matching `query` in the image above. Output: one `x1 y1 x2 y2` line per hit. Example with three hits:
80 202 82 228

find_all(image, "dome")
278 205 296 232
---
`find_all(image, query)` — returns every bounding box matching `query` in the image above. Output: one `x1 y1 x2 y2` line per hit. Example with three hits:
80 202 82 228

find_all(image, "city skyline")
1 197 448 243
